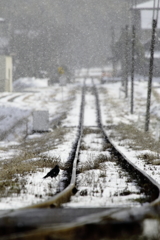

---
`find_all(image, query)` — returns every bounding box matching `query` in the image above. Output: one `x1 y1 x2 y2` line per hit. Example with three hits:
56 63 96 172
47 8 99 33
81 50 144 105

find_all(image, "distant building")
132 0 160 42
0 18 9 55
0 56 12 92
0 18 12 91
132 1 160 76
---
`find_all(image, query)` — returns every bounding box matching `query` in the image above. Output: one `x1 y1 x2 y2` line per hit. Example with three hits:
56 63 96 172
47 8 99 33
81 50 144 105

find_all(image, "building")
0 56 12 92
0 18 9 54
132 0 160 41
132 0 160 76
0 18 12 92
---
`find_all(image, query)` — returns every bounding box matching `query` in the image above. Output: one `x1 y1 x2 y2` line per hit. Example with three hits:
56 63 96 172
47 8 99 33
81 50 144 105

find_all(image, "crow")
43 165 60 179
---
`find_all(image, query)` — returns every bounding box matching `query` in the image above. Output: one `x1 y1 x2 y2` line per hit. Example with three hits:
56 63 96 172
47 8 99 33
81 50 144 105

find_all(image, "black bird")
43 165 60 179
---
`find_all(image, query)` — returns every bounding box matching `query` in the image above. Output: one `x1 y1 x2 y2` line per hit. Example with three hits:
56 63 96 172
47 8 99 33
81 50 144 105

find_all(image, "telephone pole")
145 0 160 132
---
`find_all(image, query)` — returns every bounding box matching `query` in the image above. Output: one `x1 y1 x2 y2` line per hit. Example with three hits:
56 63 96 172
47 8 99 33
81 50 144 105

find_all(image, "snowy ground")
99 78 160 194
64 78 147 208
0 78 81 208
0 72 160 209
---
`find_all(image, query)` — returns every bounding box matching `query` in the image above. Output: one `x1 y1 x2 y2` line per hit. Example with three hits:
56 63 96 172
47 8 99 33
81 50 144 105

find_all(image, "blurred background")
0 0 150 82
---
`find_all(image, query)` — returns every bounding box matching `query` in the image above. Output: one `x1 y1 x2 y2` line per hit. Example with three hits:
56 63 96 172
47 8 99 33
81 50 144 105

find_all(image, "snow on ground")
84 93 97 126
64 78 147 208
0 71 160 209
13 77 49 90
0 78 80 208
99 76 160 195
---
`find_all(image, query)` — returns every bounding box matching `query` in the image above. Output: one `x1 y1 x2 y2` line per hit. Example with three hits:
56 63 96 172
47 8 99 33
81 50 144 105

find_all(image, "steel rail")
21 81 85 209
23 78 160 209
1 80 160 239
93 80 160 205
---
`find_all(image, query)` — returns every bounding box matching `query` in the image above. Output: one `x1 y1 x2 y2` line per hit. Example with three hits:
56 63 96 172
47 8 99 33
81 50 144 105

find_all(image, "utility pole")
131 25 135 114
145 0 160 132
145 19 157 131
130 0 137 114
125 25 129 98
111 26 116 77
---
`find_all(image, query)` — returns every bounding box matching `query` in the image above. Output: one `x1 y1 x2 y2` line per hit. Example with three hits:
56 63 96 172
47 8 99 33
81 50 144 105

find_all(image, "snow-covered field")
0 71 160 209
64 78 147 208
99 77 160 193
0 78 81 208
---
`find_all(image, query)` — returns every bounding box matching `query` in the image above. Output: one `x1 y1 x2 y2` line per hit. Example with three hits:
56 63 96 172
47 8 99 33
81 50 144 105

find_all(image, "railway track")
1 78 160 239
22 78 160 209
63 81 159 208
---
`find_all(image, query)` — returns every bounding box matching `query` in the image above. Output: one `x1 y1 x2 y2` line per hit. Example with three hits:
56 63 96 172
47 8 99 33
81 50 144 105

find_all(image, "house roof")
133 0 160 10
132 1 160 29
